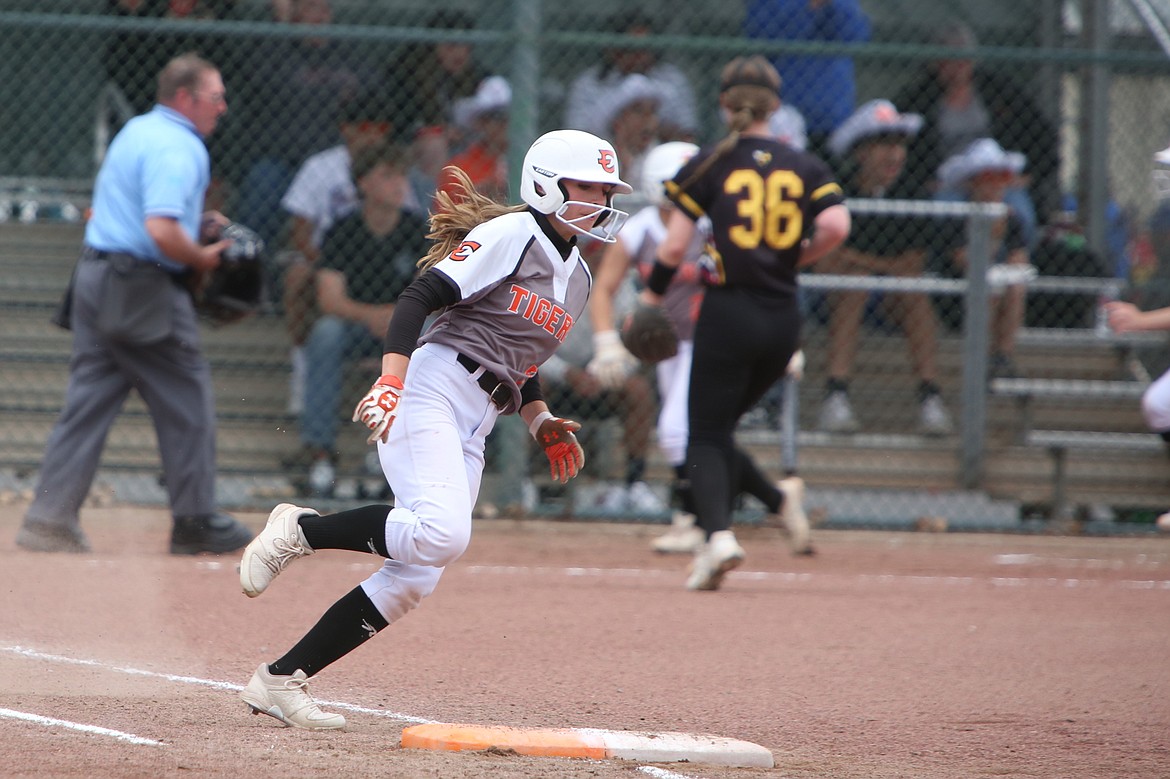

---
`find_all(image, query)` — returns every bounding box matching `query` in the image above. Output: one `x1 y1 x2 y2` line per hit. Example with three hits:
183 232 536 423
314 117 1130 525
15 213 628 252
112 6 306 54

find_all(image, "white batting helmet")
640 141 699 208
520 129 633 242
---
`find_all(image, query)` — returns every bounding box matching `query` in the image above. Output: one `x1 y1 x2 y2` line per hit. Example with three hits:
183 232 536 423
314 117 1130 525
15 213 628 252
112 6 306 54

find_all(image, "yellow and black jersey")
665 136 844 299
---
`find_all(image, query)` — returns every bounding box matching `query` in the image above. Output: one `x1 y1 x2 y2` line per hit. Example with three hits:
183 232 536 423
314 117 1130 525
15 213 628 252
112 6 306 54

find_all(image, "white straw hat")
596 73 662 133
937 137 1026 190
827 99 922 158
452 76 512 128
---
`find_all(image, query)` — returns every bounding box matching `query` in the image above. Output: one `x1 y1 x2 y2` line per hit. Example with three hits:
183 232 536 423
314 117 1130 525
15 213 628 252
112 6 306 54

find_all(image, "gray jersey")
620 206 707 342
421 211 592 412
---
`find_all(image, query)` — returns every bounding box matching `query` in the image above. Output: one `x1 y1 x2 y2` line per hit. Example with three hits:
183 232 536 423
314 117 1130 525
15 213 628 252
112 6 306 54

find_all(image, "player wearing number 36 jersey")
235 129 631 730
640 56 851 591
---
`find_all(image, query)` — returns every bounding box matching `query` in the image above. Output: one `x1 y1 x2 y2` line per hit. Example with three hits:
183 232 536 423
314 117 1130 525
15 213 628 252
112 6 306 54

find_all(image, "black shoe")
281 445 335 471
989 353 1019 381
16 522 92 553
170 512 254 555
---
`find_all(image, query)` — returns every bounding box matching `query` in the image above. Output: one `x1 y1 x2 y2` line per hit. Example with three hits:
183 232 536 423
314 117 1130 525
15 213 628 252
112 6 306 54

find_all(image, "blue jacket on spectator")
743 0 871 136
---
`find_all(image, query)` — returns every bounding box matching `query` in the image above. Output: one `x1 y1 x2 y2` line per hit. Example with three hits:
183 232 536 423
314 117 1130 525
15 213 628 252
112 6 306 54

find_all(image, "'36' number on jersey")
725 169 803 251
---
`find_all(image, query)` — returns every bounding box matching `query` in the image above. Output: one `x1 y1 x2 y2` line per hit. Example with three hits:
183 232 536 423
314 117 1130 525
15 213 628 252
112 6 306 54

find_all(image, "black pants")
686 286 800 535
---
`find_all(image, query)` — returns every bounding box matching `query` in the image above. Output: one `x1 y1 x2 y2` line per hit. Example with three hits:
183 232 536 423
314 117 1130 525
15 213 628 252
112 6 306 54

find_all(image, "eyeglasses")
193 90 227 105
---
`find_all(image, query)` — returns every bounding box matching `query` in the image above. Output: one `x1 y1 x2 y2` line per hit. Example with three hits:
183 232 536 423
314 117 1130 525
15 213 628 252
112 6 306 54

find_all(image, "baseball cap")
827 99 923 158
452 76 511 128
937 137 1026 190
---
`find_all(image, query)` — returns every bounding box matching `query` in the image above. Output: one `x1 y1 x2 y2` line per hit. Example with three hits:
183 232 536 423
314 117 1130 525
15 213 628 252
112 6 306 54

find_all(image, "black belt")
82 245 189 283
81 246 114 262
456 353 511 410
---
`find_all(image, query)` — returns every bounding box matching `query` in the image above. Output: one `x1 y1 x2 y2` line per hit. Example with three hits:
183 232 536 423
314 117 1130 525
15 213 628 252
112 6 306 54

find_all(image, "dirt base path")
2 505 1168 778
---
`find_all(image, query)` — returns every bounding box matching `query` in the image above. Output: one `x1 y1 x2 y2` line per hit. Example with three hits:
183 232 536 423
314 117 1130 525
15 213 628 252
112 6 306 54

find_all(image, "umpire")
15 53 253 555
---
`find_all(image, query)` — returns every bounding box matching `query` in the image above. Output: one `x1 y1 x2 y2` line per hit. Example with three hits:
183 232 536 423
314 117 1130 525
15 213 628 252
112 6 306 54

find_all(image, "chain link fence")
2 0 1169 531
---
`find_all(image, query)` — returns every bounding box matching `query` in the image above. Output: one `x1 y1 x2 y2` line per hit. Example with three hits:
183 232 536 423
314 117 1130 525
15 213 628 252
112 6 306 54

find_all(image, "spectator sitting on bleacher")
434 76 512 208
937 138 1032 381
814 99 952 435
278 90 413 416
895 19 1059 249
540 281 665 515
232 0 376 251
563 10 698 143
291 142 429 496
393 9 489 156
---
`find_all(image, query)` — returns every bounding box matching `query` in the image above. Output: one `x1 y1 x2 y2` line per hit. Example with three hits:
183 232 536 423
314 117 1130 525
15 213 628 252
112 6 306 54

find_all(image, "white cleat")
240 503 318 598
777 477 814 556
686 530 745 591
652 511 704 554
241 663 345 730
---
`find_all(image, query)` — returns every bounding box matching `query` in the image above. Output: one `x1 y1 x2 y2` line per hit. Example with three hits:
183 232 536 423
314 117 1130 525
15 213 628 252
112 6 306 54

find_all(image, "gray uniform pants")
26 254 217 528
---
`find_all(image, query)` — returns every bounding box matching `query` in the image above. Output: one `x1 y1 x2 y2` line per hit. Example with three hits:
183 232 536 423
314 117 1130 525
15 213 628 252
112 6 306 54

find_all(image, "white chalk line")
462 564 1170 590
0 645 436 729
637 767 699 779
0 707 164 746
0 645 705 778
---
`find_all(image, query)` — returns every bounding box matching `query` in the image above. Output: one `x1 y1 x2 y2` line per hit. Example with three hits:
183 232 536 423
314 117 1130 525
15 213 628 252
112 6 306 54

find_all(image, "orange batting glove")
532 414 585 483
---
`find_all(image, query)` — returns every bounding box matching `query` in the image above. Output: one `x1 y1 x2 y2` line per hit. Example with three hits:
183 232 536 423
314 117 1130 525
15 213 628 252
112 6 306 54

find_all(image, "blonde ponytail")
418 167 526 271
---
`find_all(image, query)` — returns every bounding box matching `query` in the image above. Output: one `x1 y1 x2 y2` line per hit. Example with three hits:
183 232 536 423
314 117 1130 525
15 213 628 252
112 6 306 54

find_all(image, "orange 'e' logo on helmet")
447 240 482 261
597 149 616 173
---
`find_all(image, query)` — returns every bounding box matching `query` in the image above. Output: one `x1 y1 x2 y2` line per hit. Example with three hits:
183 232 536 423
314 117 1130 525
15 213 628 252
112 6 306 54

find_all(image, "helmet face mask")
640 141 699 208
521 129 632 242
554 198 630 243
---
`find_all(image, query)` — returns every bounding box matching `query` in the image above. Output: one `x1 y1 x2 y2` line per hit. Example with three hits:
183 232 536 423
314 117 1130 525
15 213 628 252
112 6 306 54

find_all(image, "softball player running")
639 56 850 590
237 129 631 729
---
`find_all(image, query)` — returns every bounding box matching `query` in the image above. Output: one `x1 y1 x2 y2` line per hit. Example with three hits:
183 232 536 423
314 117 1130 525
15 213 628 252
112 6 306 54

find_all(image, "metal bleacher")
2 214 1168 525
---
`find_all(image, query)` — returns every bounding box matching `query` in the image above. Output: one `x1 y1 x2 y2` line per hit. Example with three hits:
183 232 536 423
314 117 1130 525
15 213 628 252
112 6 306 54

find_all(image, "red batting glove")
535 416 585 483
352 374 405 444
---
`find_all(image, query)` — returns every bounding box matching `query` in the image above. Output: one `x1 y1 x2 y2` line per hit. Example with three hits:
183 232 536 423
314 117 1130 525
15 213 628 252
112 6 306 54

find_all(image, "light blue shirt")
85 105 209 273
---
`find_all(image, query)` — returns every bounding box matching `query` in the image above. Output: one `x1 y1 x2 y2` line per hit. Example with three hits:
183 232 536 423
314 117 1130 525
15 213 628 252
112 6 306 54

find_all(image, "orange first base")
400 723 775 768
401 724 608 759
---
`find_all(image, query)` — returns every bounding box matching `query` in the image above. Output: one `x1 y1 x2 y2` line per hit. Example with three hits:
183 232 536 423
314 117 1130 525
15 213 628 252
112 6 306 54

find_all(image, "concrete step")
7 416 304 475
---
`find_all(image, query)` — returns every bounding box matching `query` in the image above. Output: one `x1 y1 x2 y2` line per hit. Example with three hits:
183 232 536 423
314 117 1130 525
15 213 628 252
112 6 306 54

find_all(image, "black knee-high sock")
299 504 391 557
671 464 696 514
733 447 781 514
269 586 389 678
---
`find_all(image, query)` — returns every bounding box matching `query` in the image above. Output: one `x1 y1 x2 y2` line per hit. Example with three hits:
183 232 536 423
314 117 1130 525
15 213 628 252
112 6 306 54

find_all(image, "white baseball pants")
359 343 499 624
